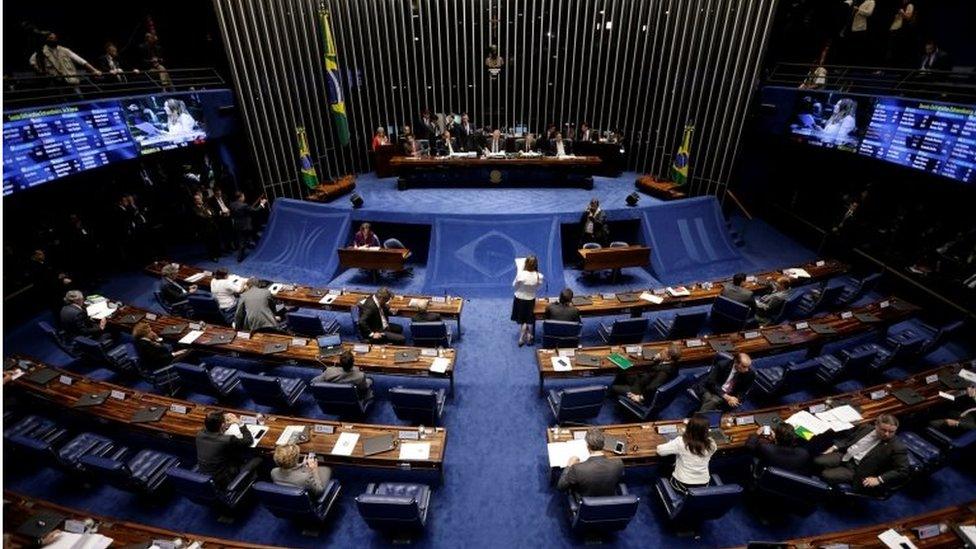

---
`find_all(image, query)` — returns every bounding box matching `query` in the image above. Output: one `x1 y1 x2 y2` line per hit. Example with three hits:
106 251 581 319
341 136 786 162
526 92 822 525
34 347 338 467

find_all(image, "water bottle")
418 425 426 439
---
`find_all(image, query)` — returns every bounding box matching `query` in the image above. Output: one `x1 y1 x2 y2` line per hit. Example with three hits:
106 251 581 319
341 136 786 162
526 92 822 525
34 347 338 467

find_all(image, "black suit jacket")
699 354 755 398
556 455 625 497
456 124 476 150
944 394 976 430
833 425 911 487
746 435 811 474
720 284 756 309
135 337 174 371
435 137 459 156
195 427 254 488
544 302 581 323
358 296 392 337
59 304 101 339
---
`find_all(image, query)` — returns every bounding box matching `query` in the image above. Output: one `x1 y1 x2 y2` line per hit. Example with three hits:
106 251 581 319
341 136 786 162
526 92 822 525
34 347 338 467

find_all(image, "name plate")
189 322 203 330
816 260 826 267
59 375 73 385
237 331 251 339
398 430 420 440
145 312 158 321
653 288 666 295
735 415 755 426
240 415 257 425
110 390 126 400
925 374 940 384
431 296 447 303
573 431 587 440
938 391 956 401
879 300 890 308
743 331 760 340
624 345 641 354
291 337 307 347
421 348 438 357
913 524 942 540
152 540 178 549
869 390 887 400
657 424 679 434
169 404 188 414
314 424 335 434
353 344 370 353
840 311 854 319
745 275 756 282
685 339 705 348
63 519 90 534
795 321 809 330
809 403 828 413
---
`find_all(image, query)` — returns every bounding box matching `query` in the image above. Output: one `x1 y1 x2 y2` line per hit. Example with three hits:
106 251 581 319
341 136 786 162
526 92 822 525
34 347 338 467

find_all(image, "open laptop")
317 334 343 358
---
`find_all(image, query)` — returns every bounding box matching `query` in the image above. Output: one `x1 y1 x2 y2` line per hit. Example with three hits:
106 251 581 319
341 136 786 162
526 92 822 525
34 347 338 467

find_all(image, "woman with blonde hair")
270 443 331 495
511 255 544 346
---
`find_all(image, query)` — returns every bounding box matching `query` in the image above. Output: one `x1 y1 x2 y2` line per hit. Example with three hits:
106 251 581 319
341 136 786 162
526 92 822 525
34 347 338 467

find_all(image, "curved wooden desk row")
546 359 974 467
106 303 457 393
4 491 286 549
144 259 465 327
532 259 847 319
726 500 976 549
536 297 917 390
8 359 446 471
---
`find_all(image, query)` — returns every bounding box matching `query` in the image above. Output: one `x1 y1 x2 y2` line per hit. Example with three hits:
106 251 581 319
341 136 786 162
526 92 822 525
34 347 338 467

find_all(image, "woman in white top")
656 415 717 492
820 98 857 146
210 267 244 324
511 255 543 346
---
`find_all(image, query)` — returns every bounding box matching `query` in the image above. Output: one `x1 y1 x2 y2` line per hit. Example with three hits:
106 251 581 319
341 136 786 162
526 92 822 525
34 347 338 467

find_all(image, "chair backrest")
572 495 640 533
816 284 846 310
558 385 607 409
754 466 831 503
73 336 106 361
167 467 220 505
780 290 810 321
678 484 743 521
356 494 424 531
582 242 602 250
389 387 440 424
542 320 582 349
927 320 965 353
645 374 692 416
253 481 318 520
857 272 882 295
286 312 326 337
411 321 449 347
310 382 363 405
841 345 879 371
238 373 287 406
783 358 821 386
384 238 406 249
79 454 133 490
710 296 751 330
668 310 708 339
610 317 648 338
188 293 224 322
890 336 926 361
38 321 75 355
174 362 220 392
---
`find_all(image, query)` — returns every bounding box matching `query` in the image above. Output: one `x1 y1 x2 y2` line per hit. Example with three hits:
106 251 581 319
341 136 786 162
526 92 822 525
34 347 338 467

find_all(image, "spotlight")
626 192 640 207
349 193 364 208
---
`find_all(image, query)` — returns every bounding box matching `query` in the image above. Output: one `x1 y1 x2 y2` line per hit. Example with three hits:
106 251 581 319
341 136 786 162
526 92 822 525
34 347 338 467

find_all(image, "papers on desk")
551 356 573 372
399 441 431 460
666 286 690 297
815 405 862 432
408 298 429 309
449 152 478 158
786 411 831 440
958 368 976 384
429 357 450 374
515 257 526 272
555 154 577 159
959 524 976 545
640 291 664 304
85 300 116 320
276 425 309 446
787 405 863 439
484 152 506 158
547 439 590 468
224 423 268 447
185 272 207 283
178 330 205 345
877 528 918 549
319 294 337 305
783 268 812 279
331 432 360 456
42 532 114 549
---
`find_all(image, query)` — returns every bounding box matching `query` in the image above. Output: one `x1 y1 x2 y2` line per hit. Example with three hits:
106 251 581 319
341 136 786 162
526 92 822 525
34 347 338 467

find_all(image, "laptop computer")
117 312 146 324
131 405 167 424
317 334 343 358
394 350 421 363
892 387 925 406
200 332 235 345
362 434 396 456
74 391 110 408
26 368 60 385
571 296 593 306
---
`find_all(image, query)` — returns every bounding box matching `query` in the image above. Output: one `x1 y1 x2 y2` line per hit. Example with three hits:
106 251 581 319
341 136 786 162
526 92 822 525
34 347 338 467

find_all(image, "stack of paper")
814 405 862 432
786 410 831 440
85 300 116 320
546 439 590 468
223 423 268 448
399 442 431 460
429 357 450 373
331 432 360 456
551 356 573 372
877 528 918 549
640 291 664 304
783 268 812 279
275 425 308 446
408 298 429 309
178 330 205 344
43 532 114 549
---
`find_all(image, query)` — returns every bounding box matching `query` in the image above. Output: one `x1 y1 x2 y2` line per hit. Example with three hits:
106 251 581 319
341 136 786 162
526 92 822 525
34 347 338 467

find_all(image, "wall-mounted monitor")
120 93 207 155
786 91 872 153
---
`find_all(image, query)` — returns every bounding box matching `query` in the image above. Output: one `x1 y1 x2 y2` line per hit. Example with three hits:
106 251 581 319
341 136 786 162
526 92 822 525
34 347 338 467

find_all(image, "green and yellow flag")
296 127 319 190
319 8 350 146
671 125 694 186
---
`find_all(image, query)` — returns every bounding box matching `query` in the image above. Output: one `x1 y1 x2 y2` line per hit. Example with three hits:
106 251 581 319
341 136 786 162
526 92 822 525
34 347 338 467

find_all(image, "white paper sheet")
640 291 664 304
185 272 206 283
666 286 690 297
546 439 590 468
551 356 573 372
331 432 360 456
85 300 115 320
408 298 429 309
178 330 205 344
429 357 450 373
43 532 113 549
319 294 337 305
786 410 831 436
958 369 976 383
399 442 431 460
877 528 917 549
783 268 812 279
223 423 268 447
276 425 308 446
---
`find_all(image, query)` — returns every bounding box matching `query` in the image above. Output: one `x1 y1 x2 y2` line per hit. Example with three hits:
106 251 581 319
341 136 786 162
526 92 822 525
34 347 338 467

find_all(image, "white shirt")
657 437 716 485
513 270 543 301
210 277 244 310
851 0 874 33
843 430 881 462
373 295 389 329
556 140 566 157
720 367 737 394
214 196 230 214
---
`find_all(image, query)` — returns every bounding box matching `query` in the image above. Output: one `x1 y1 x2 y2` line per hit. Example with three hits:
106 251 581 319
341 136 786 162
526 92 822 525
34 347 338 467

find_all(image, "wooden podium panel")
578 245 651 271
338 247 410 271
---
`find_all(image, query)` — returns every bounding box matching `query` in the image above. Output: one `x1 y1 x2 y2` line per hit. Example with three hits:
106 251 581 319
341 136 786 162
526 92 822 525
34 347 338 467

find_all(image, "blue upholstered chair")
74 337 135 375
356 482 432 536
835 272 882 307
814 345 880 385
886 320 964 358
254 480 342 524
651 310 708 341
616 371 699 421
4 415 69 463
9 426 117 474
598 317 648 344
167 465 256 512
566 484 640 535
238 372 307 409
154 289 189 316
793 283 845 317
389 386 447 425
174 362 241 398
902 432 944 477
655 474 743 529
411 321 453 348
38 320 78 357
925 426 976 461
752 466 831 514
286 312 340 338
187 293 227 324
542 320 583 349
547 385 607 424
779 289 813 321
754 357 823 397
383 238 413 277
80 448 181 495
837 335 926 378
709 296 752 332
580 242 603 278
130 353 181 395
310 381 373 417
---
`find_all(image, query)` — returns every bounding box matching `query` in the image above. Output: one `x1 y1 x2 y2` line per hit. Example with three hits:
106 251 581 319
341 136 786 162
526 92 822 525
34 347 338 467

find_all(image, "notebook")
362 434 396 456
892 388 925 406
575 353 602 367
395 350 421 363
16 511 66 539
26 368 60 385
131 405 167 423
607 353 633 370
160 323 189 336
200 332 235 345
261 342 289 355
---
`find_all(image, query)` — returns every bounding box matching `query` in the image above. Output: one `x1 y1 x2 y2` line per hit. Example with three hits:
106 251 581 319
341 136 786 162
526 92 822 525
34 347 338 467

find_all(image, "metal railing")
767 62 976 103
3 68 226 108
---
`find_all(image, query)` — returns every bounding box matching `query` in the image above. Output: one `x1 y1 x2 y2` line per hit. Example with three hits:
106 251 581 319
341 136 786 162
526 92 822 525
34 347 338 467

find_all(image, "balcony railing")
766 63 976 104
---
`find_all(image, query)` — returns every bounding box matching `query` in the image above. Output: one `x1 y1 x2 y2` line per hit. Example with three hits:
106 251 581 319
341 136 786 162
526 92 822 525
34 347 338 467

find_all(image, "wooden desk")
8 359 447 471
389 155 602 190
4 491 288 548
338 247 410 276
578 245 651 271
374 143 398 177
104 303 457 394
533 259 846 319
306 174 356 203
726 500 976 549
635 174 687 200
145 260 465 334
574 141 624 176
546 359 973 467
535 297 917 393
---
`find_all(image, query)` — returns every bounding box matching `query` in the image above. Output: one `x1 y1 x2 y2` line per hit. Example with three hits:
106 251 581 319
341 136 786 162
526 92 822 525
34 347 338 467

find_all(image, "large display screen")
787 92 872 153
120 94 207 155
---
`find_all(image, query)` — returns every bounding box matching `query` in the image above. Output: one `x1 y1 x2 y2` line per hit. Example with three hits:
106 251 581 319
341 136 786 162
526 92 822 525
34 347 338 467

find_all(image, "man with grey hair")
814 414 910 493
158 263 196 313
234 278 280 332
59 290 107 340
556 428 625 497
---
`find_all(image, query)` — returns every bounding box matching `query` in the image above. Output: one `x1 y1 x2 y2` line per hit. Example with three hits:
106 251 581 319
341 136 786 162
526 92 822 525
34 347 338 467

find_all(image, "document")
399 442 431 461
551 356 573 372
224 423 268 448
331 432 360 456
178 330 205 344
185 272 206 283
786 410 831 440
85 300 116 320
408 298 429 309
429 357 450 373
275 425 309 446
877 528 917 549
42 532 113 549
783 268 812 279
959 369 976 383
640 291 664 304
666 286 690 297
319 294 337 305
546 439 590 468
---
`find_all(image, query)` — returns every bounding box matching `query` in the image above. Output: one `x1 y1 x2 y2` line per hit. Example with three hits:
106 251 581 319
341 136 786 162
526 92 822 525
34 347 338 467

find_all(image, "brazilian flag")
319 8 350 146
296 127 319 189
671 125 694 186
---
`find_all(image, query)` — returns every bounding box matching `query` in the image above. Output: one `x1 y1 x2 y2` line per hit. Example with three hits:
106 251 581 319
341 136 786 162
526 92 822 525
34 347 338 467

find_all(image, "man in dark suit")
578 122 597 143
29 249 73 314
919 40 952 72
557 428 625 497
59 290 107 340
313 350 374 400
546 132 573 157
755 276 791 325
544 288 581 323
814 414 910 493
456 113 475 150
484 128 506 155
358 287 406 344
516 132 540 153
746 422 811 474
611 344 682 401
195 411 263 488
928 385 976 434
693 352 755 412
720 273 756 309
435 129 459 156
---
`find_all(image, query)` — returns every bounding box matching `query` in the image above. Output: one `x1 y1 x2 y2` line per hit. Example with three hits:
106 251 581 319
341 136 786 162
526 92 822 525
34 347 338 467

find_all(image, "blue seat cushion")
210 366 239 390
128 449 180 487
280 377 306 398
58 432 115 467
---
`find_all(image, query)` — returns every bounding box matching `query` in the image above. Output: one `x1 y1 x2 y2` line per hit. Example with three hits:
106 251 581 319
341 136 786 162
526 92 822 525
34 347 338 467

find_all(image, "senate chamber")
2 0 976 547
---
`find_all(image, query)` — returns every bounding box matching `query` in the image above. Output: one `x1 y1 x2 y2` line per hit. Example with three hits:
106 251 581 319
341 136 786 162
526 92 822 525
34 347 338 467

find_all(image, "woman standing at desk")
512 255 543 347
352 222 381 248
372 127 389 151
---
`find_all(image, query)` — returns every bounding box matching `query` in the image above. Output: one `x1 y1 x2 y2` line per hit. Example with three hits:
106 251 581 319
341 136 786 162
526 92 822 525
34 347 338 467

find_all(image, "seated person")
578 122 596 142
412 301 442 323
691 352 754 412
210 268 244 324
813 414 909 493
745 422 811 474
516 132 540 153
483 128 506 155
436 129 458 156
546 132 573 157
132 320 187 371
402 133 421 157
656 415 716 492
556 428 625 497
755 276 790 325
544 288 581 322
158 263 197 310
59 290 108 341
352 222 381 248
720 272 755 309
611 344 682 402
357 287 406 344
271 443 332 495
313 350 373 400
233 278 280 332
928 384 976 434
195 411 263 488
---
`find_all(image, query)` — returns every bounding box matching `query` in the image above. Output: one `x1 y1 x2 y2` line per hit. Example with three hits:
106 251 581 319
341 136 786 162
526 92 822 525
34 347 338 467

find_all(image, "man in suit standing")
195 411 263 488
693 352 754 412
720 273 756 309
755 276 791 325
59 290 108 341
545 288 581 322
557 428 625 497
578 122 596 142
746 422 811 474
358 287 406 344
928 385 976 434
314 350 374 400
579 198 609 246
234 278 280 332
547 132 573 157
814 414 910 493
611 344 682 402
456 113 475 150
